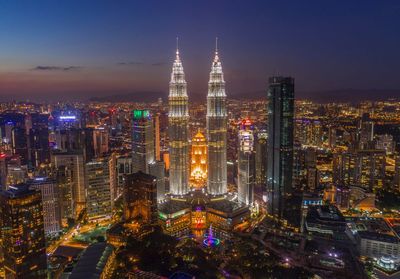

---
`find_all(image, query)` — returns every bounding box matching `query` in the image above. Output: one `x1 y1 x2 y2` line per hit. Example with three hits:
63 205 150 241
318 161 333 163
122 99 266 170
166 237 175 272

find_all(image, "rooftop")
158 199 191 215
69 242 114 279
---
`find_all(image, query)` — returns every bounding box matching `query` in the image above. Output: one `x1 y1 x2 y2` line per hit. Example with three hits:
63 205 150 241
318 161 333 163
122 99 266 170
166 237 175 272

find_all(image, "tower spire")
214 37 219 63
176 37 180 59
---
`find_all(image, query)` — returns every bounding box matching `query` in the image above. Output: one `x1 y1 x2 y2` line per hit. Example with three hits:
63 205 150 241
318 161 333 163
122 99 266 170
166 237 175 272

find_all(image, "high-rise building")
394 155 400 191
207 42 227 195
266 76 295 219
376 134 395 155
93 127 109 157
359 113 374 149
0 113 29 165
255 129 268 186
54 165 74 222
0 184 47 278
168 46 189 195
0 153 7 191
237 119 256 205
28 177 61 235
154 113 161 161
109 153 117 208
190 130 207 189
132 109 155 173
124 171 157 224
149 160 165 202
51 151 85 218
28 113 50 167
333 149 385 191
116 156 132 191
85 159 112 220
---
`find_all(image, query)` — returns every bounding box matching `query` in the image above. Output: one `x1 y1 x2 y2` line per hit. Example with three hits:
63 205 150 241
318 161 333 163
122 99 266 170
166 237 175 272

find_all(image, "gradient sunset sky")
0 0 399 102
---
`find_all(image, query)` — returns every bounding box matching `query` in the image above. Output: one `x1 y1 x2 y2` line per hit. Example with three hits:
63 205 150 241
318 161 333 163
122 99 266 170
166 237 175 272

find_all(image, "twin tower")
168 42 227 196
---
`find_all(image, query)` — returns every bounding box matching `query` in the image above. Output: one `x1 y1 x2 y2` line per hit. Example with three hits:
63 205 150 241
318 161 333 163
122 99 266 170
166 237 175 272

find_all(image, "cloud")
31 66 82 71
117 61 144 66
151 62 167 66
117 61 167 67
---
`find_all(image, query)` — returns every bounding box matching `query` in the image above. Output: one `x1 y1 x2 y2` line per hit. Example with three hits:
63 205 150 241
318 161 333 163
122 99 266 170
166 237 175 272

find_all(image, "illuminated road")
47 218 115 255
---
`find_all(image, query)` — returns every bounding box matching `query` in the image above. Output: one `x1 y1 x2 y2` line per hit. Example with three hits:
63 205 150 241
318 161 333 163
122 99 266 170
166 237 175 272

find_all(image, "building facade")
132 109 155 173
124 171 157 224
190 130 208 189
51 151 85 218
28 177 61 235
207 45 227 195
168 48 190 195
237 119 256 206
0 185 47 278
85 159 112 220
266 76 295 219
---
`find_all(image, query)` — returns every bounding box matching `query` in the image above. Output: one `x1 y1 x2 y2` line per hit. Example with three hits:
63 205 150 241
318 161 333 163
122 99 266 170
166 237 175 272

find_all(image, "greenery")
376 189 400 210
113 226 312 279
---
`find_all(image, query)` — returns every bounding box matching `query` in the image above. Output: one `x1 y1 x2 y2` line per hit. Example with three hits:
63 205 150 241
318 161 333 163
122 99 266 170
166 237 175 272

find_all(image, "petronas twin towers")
168 40 227 196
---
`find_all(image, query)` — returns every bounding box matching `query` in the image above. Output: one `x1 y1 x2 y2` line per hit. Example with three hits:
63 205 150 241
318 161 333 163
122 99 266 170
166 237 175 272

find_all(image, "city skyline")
1 2 400 278
1 1 400 102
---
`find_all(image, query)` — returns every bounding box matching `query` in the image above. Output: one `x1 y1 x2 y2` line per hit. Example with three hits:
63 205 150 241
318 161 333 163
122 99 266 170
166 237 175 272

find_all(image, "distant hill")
230 89 400 103
89 91 166 103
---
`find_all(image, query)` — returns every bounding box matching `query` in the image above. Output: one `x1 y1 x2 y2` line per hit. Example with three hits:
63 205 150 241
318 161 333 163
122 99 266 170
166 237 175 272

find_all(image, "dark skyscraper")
266 76 295 219
123 171 157 224
132 109 155 173
0 184 47 278
28 113 50 167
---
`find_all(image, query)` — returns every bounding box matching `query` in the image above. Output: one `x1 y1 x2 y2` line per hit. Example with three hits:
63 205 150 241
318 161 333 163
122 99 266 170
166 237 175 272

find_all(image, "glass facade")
207 50 227 195
168 50 190 195
266 76 294 219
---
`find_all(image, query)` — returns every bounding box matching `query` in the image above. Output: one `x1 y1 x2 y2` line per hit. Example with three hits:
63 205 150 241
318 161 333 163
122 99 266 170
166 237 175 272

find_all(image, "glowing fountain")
203 225 220 247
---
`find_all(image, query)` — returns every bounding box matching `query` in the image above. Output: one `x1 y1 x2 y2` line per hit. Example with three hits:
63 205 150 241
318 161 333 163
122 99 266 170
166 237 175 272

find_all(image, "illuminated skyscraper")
154 113 161 161
51 151 85 218
28 177 61 235
132 109 155 173
255 129 268 186
238 119 256 205
207 40 227 195
0 184 47 278
190 130 207 188
93 126 109 157
85 159 112 220
168 45 189 195
266 76 295 219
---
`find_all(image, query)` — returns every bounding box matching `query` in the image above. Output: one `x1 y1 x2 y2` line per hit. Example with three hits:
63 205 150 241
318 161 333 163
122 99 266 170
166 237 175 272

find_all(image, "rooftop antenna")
176 37 179 55
215 37 218 54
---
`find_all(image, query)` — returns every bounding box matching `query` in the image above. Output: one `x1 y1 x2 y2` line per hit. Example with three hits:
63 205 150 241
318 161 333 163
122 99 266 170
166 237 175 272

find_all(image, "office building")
149 160 165 202
51 151 85 218
0 184 47 278
237 119 256 206
266 76 295 219
124 171 157 224
132 109 155 173
207 43 228 195
168 47 189 195
28 177 61 235
85 159 112 220
28 113 50 167
333 149 385 191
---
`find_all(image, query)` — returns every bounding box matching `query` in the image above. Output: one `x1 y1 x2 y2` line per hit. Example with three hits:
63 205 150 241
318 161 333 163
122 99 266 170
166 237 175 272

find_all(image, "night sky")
0 0 399 102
